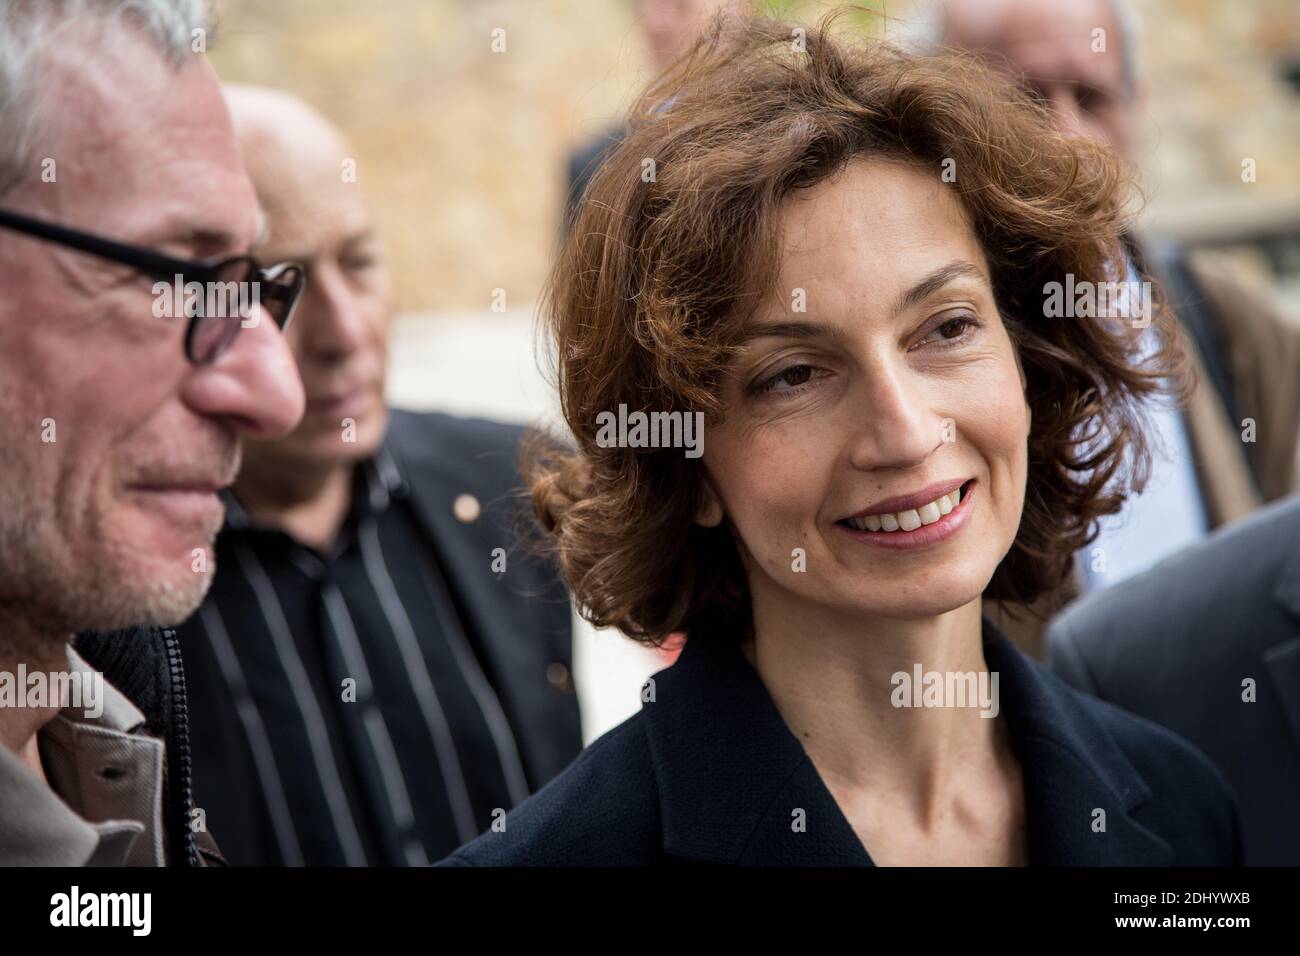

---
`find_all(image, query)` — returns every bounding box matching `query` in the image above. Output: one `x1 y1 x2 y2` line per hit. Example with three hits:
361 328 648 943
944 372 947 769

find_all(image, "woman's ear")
694 474 724 528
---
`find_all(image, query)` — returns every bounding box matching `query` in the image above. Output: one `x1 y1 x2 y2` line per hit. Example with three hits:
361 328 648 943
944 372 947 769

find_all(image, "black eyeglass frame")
0 207 305 365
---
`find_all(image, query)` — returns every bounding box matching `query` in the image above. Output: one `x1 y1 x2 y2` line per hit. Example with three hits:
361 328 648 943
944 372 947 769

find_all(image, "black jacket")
380 409 582 787
1048 494 1300 865
73 626 219 866
440 620 1240 866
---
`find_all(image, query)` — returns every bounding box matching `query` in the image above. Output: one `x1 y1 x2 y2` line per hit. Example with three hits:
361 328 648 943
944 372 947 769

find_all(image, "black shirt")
177 447 531 865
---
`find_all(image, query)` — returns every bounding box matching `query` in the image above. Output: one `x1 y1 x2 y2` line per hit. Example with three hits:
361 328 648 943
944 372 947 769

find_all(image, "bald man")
172 87 582 866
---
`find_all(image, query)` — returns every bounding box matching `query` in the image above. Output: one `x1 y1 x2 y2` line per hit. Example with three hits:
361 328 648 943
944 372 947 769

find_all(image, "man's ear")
694 474 724 528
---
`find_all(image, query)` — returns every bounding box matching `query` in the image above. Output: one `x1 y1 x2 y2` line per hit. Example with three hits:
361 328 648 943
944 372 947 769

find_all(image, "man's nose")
302 264 371 359
181 308 306 438
1048 91 1092 142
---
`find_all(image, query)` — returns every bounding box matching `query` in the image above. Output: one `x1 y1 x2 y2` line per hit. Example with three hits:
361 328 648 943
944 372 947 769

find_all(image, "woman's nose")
846 362 946 471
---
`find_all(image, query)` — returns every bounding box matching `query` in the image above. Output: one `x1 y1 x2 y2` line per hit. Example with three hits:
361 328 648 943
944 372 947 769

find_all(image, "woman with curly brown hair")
440 13 1239 867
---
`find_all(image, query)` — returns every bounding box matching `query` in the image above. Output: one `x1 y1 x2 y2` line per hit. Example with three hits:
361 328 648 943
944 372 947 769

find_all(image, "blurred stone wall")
209 0 1300 315
211 0 650 315
1135 0 1300 239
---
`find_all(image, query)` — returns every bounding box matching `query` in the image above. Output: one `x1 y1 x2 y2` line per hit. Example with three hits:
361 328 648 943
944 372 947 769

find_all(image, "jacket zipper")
162 628 201 866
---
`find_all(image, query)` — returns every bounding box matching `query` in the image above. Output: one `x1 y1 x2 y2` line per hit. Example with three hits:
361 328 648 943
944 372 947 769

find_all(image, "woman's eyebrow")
892 260 988 315
740 260 988 344
738 319 850 346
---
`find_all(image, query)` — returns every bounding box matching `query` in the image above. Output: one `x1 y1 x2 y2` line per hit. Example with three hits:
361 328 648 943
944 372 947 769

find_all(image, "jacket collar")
377 410 576 791
0 646 165 865
379 411 520 666
640 619 1175 865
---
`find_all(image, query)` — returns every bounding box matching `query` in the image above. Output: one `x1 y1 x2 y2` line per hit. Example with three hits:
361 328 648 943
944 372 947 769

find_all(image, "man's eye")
1075 85 1111 115
341 255 375 272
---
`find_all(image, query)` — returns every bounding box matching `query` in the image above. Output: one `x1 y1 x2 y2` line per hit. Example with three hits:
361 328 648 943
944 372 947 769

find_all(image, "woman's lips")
835 479 976 550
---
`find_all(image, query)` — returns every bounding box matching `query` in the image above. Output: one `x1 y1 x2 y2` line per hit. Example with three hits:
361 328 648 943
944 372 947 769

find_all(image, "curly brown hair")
525 11 1187 645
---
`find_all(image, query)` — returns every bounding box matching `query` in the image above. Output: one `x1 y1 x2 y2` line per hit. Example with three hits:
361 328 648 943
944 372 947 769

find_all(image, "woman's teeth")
844 486 962 533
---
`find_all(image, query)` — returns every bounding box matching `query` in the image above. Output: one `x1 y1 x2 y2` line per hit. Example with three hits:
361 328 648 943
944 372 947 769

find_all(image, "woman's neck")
745 592 1006 810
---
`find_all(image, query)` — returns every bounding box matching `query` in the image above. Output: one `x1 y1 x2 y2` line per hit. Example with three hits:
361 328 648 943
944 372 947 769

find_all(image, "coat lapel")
379 411 579 788
983 630 1175 865
641 634 872 866
1264 539 1300 760
640 620 1178 866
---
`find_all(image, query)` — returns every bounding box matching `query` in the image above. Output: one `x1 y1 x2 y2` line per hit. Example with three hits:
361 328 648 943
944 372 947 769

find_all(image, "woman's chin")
839 586 985 623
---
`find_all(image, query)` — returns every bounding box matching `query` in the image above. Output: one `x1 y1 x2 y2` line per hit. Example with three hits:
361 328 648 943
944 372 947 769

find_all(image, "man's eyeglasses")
0 207 305 366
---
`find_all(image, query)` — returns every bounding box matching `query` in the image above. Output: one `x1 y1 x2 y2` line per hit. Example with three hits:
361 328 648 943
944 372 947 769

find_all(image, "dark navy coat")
440 620 1241 866
1048 494 1300 864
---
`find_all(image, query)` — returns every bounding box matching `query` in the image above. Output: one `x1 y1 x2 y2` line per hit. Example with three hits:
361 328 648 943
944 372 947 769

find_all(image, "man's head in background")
640 0 750 71
0 0 304 638
913 0 1140 160
223 86 395 478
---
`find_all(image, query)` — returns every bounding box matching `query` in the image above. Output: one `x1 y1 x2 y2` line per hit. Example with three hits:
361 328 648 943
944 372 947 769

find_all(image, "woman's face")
700 157 1030 624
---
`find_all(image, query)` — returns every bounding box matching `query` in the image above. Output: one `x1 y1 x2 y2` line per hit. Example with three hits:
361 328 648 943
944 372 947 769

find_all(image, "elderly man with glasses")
0 0 305 866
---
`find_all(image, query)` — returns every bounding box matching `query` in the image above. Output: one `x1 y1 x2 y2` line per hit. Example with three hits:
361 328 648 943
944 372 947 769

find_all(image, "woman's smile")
834 478 977 551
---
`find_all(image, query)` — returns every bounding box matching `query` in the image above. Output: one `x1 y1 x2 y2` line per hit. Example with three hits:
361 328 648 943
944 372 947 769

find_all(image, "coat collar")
0 647 165 865
640 619 1175 865
377 410 578 790
379 411 527 658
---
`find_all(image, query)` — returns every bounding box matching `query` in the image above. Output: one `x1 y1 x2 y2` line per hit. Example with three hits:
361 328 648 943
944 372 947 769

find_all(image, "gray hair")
0 0 211 195
897 0 1141 102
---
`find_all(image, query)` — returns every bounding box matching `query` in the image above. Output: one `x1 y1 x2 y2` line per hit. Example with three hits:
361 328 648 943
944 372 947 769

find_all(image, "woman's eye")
756 364 822 395
917 315 977 348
